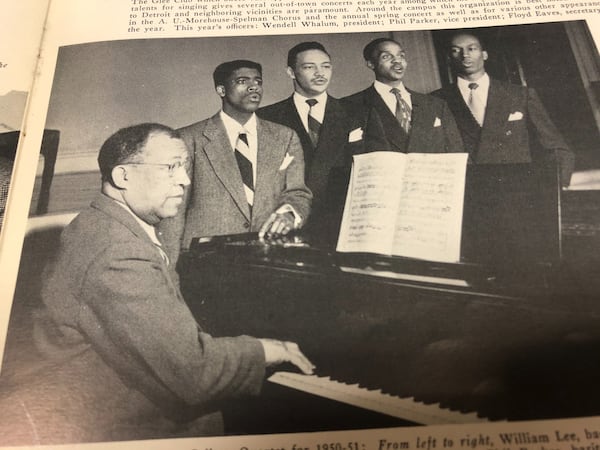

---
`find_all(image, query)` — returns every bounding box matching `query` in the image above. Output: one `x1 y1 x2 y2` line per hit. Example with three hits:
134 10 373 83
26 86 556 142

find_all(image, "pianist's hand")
259 338 315 375
258 212 296 240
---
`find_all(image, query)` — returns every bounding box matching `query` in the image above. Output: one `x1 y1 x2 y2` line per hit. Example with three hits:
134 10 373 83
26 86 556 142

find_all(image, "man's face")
123 132 190 225
368 40 407 85
218 67 263 114
288 49 332 97
449 34 488 79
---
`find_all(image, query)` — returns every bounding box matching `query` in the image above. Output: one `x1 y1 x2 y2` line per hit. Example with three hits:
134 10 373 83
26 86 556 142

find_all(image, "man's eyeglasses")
123 160 190 177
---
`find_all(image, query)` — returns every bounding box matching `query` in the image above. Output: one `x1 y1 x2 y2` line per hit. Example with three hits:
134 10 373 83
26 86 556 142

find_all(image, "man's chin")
160 200 183 218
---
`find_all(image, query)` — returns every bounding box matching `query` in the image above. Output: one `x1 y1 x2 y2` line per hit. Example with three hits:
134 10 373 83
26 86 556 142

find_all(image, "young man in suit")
342 37 464 155
160 60 312 266
258 42 363 239
433 32 574 185
13 123 313 443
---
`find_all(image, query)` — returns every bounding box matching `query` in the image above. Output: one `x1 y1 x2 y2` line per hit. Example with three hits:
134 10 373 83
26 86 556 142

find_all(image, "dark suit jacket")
342 85 464 154
258 95 363 235
31 194 265 442
159 113 312 263
433 78 574 184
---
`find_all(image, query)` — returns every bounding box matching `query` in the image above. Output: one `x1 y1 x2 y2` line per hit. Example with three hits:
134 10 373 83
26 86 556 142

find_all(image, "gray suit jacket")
31 194 265 442
160 113 312 264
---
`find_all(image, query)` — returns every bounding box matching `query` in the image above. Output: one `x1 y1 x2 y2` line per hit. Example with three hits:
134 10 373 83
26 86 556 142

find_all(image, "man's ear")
483 50 488 62
286 66 296 80
111 165 129 189
366 60 375 70
216 85 226 98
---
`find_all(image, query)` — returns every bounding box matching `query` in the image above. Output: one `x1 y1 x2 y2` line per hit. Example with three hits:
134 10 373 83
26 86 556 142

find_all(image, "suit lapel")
315 96 345 166
92 195 185 302
479 79 511 148
448 84 481 143
366 86 408 151
201 114 251 220
284 96 316 168
406 91 423 151
284 96 312 146
254 118 282 218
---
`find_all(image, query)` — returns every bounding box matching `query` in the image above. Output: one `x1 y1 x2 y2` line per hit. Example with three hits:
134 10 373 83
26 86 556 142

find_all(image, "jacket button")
243 222 250 229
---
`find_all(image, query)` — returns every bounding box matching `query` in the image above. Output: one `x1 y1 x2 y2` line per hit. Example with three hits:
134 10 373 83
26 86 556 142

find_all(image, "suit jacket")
160 113 312 263
258 95 362 235
342 85 464 155
31 194 265 443
433 78 574 183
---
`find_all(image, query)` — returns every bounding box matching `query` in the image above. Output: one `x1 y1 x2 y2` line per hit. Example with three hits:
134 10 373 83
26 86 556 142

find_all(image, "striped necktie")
390 88 411 133
234 132 254 210
306 98 321 147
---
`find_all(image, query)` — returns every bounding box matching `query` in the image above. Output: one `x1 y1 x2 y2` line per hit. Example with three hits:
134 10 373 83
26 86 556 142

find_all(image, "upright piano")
178 163 600 434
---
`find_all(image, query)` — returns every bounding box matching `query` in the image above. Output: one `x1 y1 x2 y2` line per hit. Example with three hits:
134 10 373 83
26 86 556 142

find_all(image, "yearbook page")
1 1 600 449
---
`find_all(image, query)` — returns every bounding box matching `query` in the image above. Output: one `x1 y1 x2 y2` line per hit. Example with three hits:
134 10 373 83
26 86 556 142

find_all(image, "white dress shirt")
457 72 490 125
373 80 412 116
220 110 258 184
292 91 328 132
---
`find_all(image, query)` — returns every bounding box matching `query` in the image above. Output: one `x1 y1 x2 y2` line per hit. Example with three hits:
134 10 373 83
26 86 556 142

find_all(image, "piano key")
268 371 488 425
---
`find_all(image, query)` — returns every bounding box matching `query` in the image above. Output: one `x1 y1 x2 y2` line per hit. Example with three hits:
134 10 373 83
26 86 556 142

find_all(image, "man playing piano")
6 123 314 444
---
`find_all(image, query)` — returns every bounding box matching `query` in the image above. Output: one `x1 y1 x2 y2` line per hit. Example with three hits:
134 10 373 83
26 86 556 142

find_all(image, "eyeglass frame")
121 159 190 177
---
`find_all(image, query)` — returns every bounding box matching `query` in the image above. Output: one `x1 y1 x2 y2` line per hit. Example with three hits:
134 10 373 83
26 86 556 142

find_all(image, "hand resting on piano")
259 338 316 375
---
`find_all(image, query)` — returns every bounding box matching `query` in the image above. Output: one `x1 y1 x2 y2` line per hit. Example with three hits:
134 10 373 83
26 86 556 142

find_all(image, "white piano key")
268 371 489 425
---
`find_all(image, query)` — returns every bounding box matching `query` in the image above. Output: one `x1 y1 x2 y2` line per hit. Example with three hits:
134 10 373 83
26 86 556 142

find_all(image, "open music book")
337 152 468 263
1 1 600 449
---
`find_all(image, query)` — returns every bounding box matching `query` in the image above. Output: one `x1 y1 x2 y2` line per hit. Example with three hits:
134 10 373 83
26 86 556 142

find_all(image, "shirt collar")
374 80 410 99
219 110 257 136
113 198 162 246
292 90 328 106
457 72 490 92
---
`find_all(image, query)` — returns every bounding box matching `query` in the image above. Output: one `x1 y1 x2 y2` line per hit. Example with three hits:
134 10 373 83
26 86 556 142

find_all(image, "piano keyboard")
268 372 488 425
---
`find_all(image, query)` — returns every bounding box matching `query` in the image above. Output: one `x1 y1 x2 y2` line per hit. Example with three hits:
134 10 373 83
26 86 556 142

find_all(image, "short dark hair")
98 123 180 183
449 31 486 52
287 41 330 68
363 38 400 63
212 60 262 87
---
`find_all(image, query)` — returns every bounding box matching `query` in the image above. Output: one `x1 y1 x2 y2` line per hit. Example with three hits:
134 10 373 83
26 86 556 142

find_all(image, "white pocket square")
279 153 294 171
348 127 363 142
508 111 523 121
433 117 441 127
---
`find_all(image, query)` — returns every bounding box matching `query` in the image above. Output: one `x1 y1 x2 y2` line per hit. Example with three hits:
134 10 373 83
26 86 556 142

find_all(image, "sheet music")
337 152 468 263
392 153 468 263
336 152 406 254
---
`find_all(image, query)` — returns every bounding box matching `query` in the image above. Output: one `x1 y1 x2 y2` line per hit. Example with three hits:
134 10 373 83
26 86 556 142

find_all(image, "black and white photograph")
1 21 600 446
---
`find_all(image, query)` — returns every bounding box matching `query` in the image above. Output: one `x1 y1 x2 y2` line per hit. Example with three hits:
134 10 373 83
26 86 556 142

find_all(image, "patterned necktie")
390 88 411 133
468 82 485 126
234 132 254 211
306 98 321 147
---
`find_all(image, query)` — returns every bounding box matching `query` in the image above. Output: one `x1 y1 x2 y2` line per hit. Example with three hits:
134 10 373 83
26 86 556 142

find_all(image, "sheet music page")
336 151 406 254
1 0 600 447
391 153 468 263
